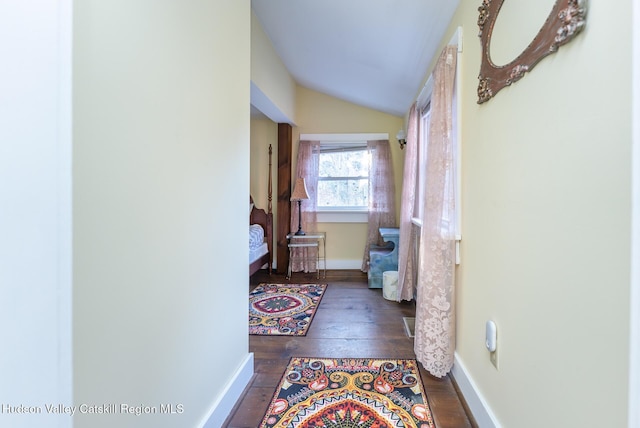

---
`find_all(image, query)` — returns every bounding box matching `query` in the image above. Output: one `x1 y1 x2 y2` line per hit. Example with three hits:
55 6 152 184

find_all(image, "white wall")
0 1 72 427
73 2 251 427
630 2 640 426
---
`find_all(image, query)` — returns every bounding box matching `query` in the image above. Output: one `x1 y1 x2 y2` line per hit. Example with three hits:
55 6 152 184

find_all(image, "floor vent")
403 317 415 338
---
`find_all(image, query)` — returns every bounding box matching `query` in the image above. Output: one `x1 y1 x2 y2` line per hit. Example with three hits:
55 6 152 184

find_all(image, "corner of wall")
199 353 254 428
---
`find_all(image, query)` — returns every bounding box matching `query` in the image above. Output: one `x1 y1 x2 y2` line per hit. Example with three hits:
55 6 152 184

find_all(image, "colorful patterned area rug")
259 357 435 428
249 283 327 336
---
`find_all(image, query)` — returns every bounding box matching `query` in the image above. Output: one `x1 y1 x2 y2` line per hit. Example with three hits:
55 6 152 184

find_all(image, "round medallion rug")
249 283 327 336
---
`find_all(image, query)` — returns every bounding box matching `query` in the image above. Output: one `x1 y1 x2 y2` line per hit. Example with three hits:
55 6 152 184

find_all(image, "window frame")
317 143 370 212
412 104 431 227
300 133 389 223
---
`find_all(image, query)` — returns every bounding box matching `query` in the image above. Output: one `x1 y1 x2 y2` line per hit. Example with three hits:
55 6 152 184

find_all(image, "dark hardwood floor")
223 269 475 427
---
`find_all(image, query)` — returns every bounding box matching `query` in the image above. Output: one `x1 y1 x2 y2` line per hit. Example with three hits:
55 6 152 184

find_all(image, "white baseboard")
199 352 254 428
325 259 362 270
272 260 363 272
451 353 500 428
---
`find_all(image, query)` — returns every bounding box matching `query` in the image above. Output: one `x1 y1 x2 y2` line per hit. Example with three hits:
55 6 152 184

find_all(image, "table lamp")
290 177 309 235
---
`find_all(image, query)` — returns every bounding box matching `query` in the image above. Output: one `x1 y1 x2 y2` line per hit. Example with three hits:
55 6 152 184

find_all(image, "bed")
249 144 273 276
249 196 272 275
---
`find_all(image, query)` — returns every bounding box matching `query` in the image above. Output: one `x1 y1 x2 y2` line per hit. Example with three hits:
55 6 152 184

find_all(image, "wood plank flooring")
222 270 475 427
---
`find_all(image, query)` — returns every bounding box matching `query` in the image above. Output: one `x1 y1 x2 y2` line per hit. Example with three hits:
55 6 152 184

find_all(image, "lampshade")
290 177 309 201
396 129 406 141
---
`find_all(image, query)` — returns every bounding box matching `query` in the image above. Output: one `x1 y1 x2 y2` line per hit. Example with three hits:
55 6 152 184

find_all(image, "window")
414 105 431 225
317 144 369 211
299 133 389 223
415 91 459 237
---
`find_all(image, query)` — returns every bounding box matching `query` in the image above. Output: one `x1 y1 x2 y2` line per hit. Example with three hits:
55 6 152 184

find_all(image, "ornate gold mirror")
477 0 587 104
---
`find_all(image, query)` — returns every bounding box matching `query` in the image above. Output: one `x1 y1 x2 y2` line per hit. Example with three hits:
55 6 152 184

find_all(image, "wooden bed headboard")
249 144 273 275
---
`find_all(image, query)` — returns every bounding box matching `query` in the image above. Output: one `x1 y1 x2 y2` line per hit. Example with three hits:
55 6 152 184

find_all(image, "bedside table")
286 232 326 279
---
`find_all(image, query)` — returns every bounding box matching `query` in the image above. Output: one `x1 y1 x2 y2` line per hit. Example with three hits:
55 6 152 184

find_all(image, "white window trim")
305 133 389 223
317 210 368 223
301 133 389 141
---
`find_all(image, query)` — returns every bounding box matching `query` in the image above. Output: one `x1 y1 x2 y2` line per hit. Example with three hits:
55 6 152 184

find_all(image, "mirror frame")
477 0 587 104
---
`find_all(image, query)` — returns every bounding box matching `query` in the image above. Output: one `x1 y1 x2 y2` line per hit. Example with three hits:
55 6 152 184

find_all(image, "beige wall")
295 87 404 268
432 1 632 426
73 2 250 427
250 119 278 214
251 10 297 124
250 118 278 266
250 86 405 270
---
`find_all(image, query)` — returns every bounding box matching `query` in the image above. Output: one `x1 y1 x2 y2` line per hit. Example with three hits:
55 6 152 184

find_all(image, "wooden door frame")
277 123 292 274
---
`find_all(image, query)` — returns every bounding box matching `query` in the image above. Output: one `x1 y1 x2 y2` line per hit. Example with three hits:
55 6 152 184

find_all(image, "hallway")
223 269 474 427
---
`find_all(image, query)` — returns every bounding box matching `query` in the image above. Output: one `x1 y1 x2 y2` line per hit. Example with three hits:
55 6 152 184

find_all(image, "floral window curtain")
414 45 458 377
361 140 396 272
397 104 420 301
290 140 320 273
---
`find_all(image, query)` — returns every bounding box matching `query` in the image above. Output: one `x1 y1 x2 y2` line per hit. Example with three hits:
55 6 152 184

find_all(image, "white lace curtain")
289 140 319 273
414 45 458 377
361 140 396 272
397 104 420 301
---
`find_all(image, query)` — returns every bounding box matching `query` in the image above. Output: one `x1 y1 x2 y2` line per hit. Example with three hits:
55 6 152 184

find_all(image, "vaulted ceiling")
251 0 460 117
